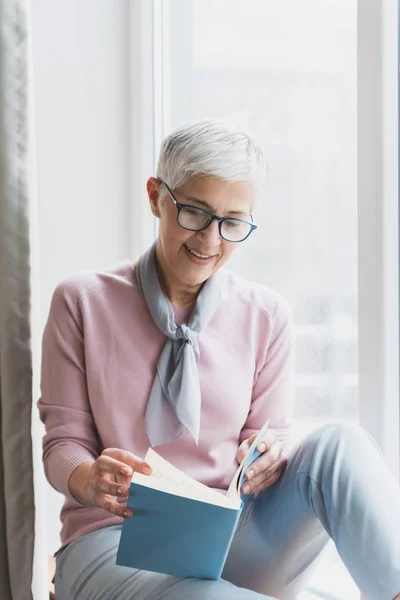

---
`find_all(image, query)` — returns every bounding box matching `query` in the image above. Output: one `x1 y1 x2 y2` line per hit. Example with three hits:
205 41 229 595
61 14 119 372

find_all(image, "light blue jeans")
54 424 400 600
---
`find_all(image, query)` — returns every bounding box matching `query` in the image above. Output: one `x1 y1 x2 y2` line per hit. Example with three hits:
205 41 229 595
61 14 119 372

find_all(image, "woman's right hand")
68 448 152 518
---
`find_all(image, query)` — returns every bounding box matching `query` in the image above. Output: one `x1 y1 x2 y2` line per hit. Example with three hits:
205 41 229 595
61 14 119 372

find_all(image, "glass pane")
163 1 358 598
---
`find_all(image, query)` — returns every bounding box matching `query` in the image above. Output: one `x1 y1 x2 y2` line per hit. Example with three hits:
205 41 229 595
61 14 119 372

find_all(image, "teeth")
186 245 211 259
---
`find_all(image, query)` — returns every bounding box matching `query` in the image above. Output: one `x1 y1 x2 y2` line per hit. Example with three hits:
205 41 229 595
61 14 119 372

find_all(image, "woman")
38 120 400 600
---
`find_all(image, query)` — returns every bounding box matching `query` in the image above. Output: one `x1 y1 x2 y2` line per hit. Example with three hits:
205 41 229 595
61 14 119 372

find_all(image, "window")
131 1 399 597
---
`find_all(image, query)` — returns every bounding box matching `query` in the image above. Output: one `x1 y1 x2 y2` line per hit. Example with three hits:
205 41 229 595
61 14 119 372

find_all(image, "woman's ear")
147 177 161 217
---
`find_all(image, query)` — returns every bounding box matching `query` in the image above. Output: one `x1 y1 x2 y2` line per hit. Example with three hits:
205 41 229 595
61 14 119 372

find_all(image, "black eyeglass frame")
160 180 257 243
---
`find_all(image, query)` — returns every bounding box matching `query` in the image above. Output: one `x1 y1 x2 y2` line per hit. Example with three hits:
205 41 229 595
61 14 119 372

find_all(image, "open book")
116 420 269 579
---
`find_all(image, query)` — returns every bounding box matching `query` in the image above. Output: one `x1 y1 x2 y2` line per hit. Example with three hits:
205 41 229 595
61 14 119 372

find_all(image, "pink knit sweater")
38 261 293 551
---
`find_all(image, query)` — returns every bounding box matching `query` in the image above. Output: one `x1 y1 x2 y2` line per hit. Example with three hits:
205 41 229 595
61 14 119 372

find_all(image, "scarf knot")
176 324 198 348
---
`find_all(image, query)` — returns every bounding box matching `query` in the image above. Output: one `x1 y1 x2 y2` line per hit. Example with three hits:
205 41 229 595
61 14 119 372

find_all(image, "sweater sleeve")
37 281 100 498
239 297 294 454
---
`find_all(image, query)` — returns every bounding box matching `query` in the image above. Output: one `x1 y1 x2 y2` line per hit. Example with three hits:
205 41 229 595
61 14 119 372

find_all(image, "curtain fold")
0 0 35 598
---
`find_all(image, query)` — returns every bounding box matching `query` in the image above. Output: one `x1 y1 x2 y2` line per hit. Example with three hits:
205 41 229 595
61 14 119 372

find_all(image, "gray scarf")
136 241 222 447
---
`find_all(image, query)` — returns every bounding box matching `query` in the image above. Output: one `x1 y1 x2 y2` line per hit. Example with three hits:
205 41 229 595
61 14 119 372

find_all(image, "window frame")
128 0 159 258
358 0 399 480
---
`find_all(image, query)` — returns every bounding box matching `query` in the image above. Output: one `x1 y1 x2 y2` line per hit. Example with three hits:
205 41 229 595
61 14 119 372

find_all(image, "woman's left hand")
237 429 288 495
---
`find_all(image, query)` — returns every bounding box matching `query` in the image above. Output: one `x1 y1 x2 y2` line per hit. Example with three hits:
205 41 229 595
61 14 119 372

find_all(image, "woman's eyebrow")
184 195 248 217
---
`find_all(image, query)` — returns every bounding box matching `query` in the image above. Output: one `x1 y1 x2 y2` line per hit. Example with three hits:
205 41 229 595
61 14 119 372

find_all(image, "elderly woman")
38 120 400 600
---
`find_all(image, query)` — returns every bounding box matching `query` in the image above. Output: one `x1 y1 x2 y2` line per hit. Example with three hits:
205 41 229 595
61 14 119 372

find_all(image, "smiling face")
146 175 254 304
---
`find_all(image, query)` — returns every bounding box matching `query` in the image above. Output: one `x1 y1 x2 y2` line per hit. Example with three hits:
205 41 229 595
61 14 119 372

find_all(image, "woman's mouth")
184 244 216 265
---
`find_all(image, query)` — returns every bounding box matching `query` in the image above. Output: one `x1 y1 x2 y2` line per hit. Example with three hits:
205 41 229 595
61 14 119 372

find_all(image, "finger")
243 465 285 495
243 455 287 493
236 434 257 464
264 453 288 479
255 469 283 492
101 448 152 476
93 474 130 499
245 440 283 480
245 458 287 494
263 440 283 469
256 429 277 453
95 455 134 479
98 494 133 519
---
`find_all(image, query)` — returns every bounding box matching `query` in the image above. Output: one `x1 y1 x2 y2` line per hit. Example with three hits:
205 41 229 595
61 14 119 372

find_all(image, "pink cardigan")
38 261 293 550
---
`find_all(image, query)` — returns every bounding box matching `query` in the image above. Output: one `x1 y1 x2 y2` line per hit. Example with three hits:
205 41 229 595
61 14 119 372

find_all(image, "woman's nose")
196 219 221 246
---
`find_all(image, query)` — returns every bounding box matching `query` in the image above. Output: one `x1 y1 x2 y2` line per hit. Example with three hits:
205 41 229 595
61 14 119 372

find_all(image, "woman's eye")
184 207 205 217
224 220 241 228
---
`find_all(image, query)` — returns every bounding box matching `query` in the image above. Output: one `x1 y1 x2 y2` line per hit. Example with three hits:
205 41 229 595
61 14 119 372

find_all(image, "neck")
155 248 201 307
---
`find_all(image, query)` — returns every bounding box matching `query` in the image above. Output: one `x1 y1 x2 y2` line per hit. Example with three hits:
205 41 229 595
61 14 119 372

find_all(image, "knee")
313 421 362 440
295 422 377 463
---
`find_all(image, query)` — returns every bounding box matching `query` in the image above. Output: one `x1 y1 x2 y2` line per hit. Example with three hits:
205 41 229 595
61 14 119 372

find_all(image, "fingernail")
246 469 254 480
258 443 266 452
117 487 125 495
123 510 132 518
121 468 131 476
142 466 152 476
243 485 250 494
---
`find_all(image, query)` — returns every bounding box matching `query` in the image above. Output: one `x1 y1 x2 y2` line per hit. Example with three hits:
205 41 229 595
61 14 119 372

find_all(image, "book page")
132 471 240 509
145 449 214 492
132 448 241 509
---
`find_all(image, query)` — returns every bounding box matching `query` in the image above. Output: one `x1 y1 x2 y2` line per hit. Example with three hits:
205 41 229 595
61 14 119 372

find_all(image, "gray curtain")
0 0 35 598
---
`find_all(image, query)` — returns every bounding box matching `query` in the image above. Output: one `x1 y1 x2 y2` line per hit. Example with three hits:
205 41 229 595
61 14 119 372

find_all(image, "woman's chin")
176 266 214 289
182 274 210 289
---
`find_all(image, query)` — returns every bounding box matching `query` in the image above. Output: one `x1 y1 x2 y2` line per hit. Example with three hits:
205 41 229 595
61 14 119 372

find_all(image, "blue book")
116 420 269 579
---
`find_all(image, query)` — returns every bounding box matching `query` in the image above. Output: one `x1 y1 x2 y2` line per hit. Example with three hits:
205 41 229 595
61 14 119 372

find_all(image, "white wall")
30 0 131 553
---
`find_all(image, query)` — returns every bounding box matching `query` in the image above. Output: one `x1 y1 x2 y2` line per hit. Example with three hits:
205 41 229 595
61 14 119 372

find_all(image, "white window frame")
128 0 159 258
358 0 399 480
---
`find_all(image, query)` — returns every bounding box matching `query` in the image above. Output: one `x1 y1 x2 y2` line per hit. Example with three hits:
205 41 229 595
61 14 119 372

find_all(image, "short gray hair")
156 119 268 200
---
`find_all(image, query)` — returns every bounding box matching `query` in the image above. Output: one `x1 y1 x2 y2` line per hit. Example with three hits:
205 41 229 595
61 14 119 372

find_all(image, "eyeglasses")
160 181 257 243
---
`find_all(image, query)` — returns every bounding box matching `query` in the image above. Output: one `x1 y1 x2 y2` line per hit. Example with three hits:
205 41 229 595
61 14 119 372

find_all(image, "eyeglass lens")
178 205 251 242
